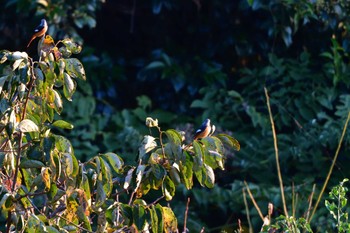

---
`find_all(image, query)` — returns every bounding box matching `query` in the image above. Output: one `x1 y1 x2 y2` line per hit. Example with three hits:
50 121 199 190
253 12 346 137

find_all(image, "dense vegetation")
2 0 350 232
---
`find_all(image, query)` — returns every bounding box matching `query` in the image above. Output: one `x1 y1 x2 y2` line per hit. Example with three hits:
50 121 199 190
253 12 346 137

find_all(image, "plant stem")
309 110 350 223
244 180 264 221
183 197 190 233
264 87 289 218
242 188 254 233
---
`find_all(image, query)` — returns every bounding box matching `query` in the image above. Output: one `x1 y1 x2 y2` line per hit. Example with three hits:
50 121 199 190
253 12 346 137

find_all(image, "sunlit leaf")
17 119 39 133
53 89 63 114
162 176 175 201
63 72 76 101
135 164 146 192
41 167 51 190
61 153 74 177
62 38 82 54
139 135 157 160
101 152 124 174
54 135 74 154
162 207 177 233
204 164 215 188
124 168 134 190
52 120 74 129
0 193 14 211
65 58 86 80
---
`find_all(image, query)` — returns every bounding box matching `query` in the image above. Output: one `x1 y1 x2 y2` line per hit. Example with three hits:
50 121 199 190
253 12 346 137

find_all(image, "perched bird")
27 19 48 48
184 119 213 149
193 119 212 140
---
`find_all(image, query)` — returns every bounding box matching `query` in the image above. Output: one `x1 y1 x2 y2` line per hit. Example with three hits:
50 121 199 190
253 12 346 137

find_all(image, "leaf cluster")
0 34 240 232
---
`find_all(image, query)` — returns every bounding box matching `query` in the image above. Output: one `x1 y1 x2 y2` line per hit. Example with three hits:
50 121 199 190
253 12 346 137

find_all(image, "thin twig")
148 195 165 207
306 183 316 222
292 182 295 218
244 181 264 221
309 110 350 222
242 188 254 233
183 197 190 233
264 87 289 218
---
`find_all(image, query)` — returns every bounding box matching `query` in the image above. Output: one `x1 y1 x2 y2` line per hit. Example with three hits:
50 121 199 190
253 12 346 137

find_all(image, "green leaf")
60 149 78 179
151 204 164 233
52 120 74 129
54 135 74 154
19 158 45 169
63 72 76 101
45 226 60 233
133 204 147 231
61 39 82 54
0 193 14 211
165 129 183 145
17 119 39 133
216 134 240 151
95 157 113 207
192 141 204 170
53 89 63 114
65 58 86 80
204 164 215 188
77 206 92 231
162 176 175 201
190 99 208 108
180 152 193 189
120 204 133 226
201 137 225 170
101 152 124 174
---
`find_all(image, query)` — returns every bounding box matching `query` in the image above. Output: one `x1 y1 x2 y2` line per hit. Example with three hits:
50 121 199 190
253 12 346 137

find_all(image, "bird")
27 19 48 48
193 119 212 140
184 119 214 150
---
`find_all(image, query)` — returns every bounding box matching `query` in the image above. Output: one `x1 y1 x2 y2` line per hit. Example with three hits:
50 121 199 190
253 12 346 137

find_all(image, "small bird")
193 119 212 140
27 19 48 48
184 119 213 150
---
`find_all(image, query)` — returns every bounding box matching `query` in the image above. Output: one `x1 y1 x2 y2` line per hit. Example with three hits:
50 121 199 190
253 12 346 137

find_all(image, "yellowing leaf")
162 207 177 233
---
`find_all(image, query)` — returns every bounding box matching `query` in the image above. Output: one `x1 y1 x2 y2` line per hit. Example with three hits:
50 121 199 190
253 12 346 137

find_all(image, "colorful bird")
184 119 214 149
193 119 212 140
27 19 48 48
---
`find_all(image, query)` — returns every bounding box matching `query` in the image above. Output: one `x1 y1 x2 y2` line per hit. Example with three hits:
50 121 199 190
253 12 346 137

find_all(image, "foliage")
0 0 104 47
261 216 312 233
4 0 350 231
325 178 350 232
0 36 239 231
